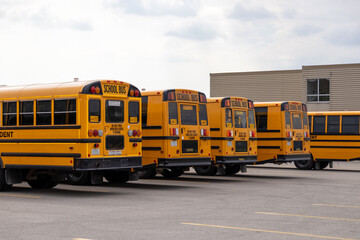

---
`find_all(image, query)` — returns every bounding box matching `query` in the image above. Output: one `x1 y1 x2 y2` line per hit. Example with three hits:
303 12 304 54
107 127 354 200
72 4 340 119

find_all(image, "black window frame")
54 99 77 125
341 115 359 135
292 112 302 130
285 111 291 129
3 101 17 126
198 104 208 126
255 107 268 132
225 108 233 128
248 110 255 128
168 102 178 125
180 104 197 126
36 100 52 125
19 101 34 126
307 78 330 102
234 110 247 129
313 116 326 134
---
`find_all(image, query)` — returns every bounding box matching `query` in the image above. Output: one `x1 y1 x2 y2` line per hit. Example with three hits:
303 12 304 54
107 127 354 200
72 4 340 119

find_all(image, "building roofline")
302 63 360 70
210 69 302 77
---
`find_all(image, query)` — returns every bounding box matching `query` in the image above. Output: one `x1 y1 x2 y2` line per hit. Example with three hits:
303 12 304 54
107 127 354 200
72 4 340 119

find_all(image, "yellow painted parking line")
313 204 360 209
0 193 40 199
57 188 109 193
256 212 360 222
182 222 356 240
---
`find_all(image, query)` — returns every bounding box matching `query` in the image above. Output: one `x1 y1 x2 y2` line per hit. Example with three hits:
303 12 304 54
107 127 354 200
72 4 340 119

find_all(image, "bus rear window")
129 101 139 124
342 115 359 134
89 99 100 123
199 104 208 125
285 111 291 129
313 116 325 134
106 100 124 123
248 110 255 128
168 102 178 125
225 108 233 128
180 105 197 125
292 113 302 129
234 110 247 128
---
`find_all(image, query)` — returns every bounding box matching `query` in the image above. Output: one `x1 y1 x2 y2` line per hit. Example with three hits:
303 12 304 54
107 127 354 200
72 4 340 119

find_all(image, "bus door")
103 98 125 156
179 103 200 156
234 109 249 155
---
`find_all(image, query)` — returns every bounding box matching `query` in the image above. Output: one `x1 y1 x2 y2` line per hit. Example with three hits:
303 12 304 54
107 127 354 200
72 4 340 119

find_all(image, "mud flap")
5 169 22 184
91 171 103 185
129 171 139 181
240 164 247 173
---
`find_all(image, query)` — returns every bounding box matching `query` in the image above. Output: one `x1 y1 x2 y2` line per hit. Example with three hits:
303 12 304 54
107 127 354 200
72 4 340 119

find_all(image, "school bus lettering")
176 93 199 102
118 85 127 94
103 84 128 95
191 94 199 102
186 130 198 137
231 101 242 108
310 135 317 140
110 124 124 133
0 131 13 138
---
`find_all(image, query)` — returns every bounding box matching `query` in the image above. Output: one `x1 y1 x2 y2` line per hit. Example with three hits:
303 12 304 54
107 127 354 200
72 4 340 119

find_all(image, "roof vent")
74 78 79 82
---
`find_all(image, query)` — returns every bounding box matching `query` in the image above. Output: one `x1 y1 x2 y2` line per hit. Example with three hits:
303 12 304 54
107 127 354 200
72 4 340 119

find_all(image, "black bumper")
158 157 211 168
74 156 142 171
216 155 257 164
277 154 311 163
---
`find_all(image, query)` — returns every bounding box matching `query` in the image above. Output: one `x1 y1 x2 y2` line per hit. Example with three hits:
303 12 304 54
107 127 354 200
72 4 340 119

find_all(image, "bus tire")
104 171 129 183
294 159 314 170
194 166 217 176
319 161 329 169
67 171 91 185
0 169 12 191
27 175 58 189
139 168 157 179
161 168 184 178
224 164 241 175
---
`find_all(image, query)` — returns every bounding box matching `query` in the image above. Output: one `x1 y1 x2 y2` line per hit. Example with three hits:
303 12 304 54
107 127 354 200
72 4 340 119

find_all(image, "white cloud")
227 3 276 21
166 23 220 41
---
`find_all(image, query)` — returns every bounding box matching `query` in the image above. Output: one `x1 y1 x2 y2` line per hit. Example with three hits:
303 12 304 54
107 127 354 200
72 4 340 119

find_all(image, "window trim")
19 100 34 126
307 78 330 103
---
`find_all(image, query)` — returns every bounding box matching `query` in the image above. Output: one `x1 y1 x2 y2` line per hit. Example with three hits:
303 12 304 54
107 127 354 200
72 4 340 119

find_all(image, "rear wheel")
67 171 91 185
0 169 12 191
27 175 58 189
319 161 329 169
224 164 241 175
194 166 217 176
104 171 129 183
294 156 315 170
139 168 157 179
161 168 184 178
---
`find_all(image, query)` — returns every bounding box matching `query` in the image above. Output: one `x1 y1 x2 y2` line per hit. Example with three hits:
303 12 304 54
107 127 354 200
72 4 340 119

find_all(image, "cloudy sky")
0 0 359 95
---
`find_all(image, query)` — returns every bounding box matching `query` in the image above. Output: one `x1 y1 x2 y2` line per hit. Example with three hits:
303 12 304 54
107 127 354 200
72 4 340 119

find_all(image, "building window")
307 78 330 102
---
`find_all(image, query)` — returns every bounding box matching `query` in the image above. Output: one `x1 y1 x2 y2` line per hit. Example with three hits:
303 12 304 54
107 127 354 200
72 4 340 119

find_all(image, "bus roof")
309 111 360 116
254 101 304 107
208 97 250 103
0 80 137 98
142 89 202 96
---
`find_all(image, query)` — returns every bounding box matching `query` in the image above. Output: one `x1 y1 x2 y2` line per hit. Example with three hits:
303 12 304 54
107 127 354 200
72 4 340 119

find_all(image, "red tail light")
135 90 140 96
133 130 137 136
93 129 99 137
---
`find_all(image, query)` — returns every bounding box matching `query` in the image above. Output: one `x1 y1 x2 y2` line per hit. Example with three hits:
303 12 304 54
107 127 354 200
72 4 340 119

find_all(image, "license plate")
109 150 122 156
91 148 100 155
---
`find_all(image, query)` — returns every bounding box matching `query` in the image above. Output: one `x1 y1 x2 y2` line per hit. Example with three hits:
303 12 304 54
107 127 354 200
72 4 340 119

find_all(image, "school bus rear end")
194 97 257 175
141 89 211 178
254 101 311 164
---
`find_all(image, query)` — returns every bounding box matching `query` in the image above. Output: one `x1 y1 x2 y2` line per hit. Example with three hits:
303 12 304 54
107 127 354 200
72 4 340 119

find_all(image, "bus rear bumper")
158 157 211 168
74 157 142 171
215 155 257 164
277 154 311 163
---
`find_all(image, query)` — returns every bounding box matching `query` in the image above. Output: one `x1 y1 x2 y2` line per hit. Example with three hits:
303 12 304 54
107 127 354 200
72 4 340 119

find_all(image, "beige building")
210 63 360 111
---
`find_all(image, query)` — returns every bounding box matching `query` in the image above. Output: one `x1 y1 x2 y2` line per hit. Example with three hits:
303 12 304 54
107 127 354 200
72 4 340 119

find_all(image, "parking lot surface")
0 162 359 240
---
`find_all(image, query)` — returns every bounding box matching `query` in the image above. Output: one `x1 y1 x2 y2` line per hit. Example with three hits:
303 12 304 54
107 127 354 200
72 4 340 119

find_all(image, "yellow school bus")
0 79 142 191
194 97 257 175
295 111 360 170
140 89 211 178
254 101 311 164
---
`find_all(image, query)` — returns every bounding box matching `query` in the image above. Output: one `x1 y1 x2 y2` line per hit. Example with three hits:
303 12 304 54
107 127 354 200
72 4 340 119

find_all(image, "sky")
0 0 360 95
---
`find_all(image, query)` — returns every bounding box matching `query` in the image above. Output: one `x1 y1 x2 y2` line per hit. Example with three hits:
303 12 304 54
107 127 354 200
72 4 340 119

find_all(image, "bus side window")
36 100 51 125
255 107 267 131
3 102 17 126
168 102 178 125
142 96 148 127
313 116 325 134
89 99 101 123
54 99 76 125
327 116 340 134
20 101 34 125
342 115 359 134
